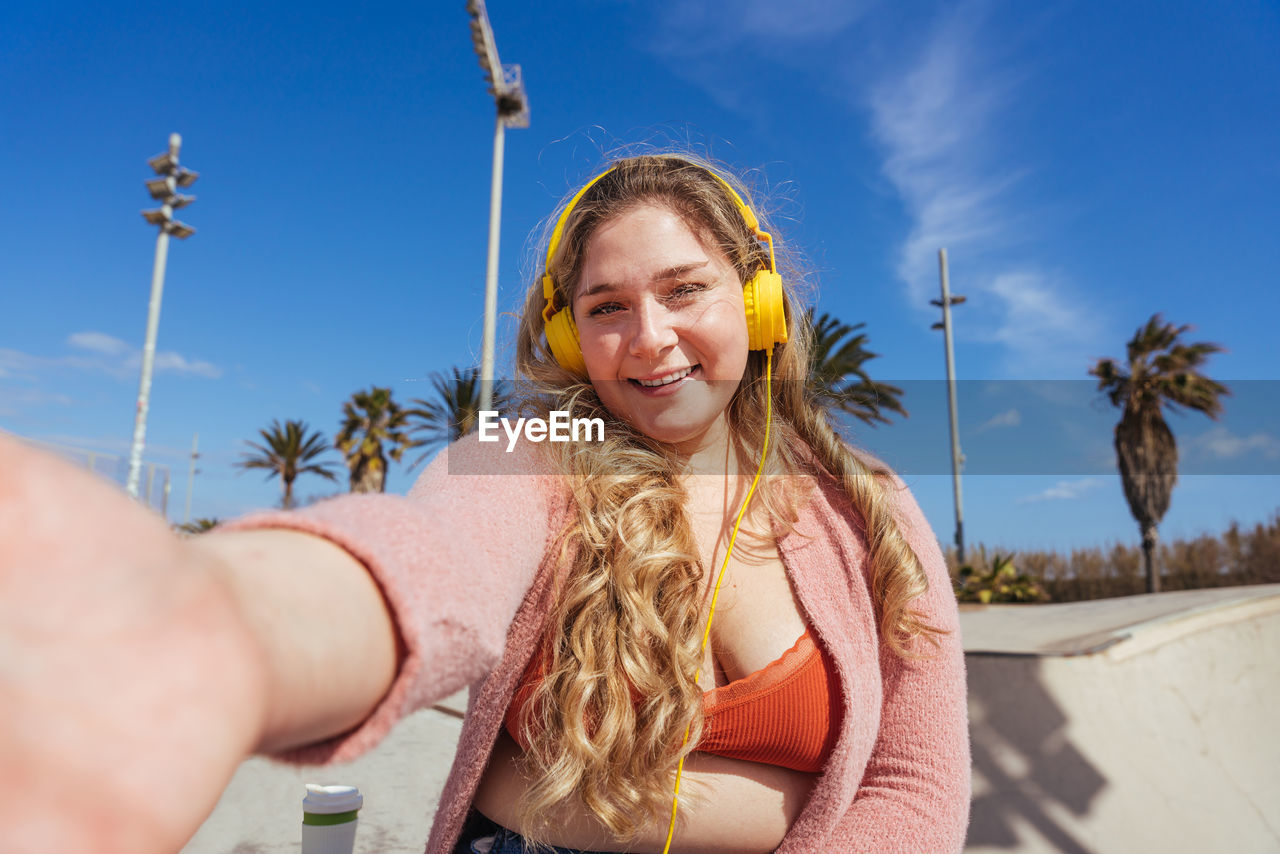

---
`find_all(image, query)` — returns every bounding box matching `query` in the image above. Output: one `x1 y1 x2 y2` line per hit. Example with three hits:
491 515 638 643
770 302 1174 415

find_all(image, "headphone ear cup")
743 270 789 351
545 308 588 376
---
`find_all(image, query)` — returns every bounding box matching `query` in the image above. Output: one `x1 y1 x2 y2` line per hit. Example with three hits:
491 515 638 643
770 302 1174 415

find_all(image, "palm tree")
1090 314 1228 593
237 419 339 509
335 386 414 493
406 366 508 470
805 308 907 426
175 518 221 535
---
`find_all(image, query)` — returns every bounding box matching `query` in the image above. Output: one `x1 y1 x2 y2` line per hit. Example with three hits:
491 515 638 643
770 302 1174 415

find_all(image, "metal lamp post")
126 133 198 500
466 0 529 413
931 248 967 564
183 432 200 525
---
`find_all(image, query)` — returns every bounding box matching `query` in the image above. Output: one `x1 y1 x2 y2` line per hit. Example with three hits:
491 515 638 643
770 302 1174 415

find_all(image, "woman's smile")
630 364 699 393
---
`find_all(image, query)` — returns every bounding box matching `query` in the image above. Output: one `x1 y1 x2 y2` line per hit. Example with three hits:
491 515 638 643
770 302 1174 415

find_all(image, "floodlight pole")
931 248 967 565
126 133 198 500
467 0 529 414
480 113 506 413
126 212 171 500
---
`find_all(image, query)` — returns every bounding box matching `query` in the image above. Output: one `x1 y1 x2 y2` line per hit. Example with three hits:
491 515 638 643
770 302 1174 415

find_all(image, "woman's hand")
0 434 268 853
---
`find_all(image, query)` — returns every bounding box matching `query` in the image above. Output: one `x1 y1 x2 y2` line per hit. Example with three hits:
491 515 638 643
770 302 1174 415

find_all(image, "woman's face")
572 202 749 454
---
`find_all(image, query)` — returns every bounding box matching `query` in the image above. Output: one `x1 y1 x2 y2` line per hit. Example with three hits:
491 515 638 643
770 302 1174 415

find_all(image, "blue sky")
2 0 1277 552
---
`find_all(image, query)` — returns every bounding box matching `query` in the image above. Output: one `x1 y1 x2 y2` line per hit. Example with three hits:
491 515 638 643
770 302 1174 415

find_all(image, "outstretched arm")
0 435 359 853
188 528 398 754
0 432 556 852
213 434 564 763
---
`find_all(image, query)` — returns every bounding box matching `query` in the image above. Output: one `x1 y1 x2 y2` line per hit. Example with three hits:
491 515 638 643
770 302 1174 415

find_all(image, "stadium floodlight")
148 151 176 174
126 132 198 500
146 176 173 199
466 0 530 413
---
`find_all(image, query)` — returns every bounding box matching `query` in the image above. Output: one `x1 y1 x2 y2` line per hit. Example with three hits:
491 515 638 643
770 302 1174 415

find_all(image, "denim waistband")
457 809 609 854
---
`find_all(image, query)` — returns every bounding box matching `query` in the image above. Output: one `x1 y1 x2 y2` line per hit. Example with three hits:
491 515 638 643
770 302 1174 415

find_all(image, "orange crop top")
503 627 840 773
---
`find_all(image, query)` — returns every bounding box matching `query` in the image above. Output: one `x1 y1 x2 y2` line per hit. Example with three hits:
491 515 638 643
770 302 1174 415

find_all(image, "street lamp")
125 132 198 501
466 0 529 413
183 432 201 525
931 248 967 564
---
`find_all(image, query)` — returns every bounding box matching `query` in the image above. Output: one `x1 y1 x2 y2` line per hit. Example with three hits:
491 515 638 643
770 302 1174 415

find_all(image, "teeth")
638 366 694 387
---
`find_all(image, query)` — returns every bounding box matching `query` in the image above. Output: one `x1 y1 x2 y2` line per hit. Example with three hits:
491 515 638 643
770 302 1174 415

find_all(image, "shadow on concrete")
967 655 1105 852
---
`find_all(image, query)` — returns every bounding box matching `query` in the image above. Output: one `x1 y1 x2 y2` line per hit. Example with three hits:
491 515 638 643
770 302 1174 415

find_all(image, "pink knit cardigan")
224 437 970 853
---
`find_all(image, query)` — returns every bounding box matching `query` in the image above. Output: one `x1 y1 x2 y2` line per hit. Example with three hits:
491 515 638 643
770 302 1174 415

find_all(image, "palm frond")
236 419 338 508
803 308 907 426
406 366 509 470
335 386 415 492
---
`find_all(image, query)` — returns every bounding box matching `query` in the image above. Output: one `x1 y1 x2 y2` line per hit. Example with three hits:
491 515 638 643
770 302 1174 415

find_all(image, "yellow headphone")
540 159 789 374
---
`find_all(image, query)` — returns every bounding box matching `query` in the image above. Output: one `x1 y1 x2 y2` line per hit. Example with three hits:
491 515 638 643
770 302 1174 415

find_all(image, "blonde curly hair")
510 154 946 843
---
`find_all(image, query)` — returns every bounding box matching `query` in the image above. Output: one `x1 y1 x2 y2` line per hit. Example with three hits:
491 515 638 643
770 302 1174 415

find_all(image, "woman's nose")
628 300 679 360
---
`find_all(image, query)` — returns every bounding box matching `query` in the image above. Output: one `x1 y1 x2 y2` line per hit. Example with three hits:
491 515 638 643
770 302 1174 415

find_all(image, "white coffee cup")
302 783 363 854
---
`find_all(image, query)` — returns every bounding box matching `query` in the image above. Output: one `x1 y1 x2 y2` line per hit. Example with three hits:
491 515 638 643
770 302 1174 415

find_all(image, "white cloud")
983 271 1098 375
0 347 43 379
68 331 131 356
653 0 873 56
1017 477 1105 504
738 0 873 39
0 387 74 417
866 7 1013 300
1190 426 1280 460
643 0 875 116
863 6 1103 377
0 333 223 381
977 407 1020 431
641 0 1105 376
148 351 223 379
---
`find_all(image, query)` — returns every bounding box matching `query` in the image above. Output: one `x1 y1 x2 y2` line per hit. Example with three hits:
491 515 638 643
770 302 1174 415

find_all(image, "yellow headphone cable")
661 349 774 853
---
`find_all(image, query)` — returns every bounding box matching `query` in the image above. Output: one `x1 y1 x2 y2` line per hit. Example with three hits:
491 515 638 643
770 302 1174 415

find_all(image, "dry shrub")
944 511 1279 602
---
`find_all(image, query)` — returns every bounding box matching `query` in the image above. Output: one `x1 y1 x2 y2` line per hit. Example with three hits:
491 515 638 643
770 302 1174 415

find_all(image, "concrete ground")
182 584 1280 853
181 693 467 854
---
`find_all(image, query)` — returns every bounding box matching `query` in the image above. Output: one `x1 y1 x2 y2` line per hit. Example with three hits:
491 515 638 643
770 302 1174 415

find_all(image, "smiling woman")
0 153 969 854
458 154 967 853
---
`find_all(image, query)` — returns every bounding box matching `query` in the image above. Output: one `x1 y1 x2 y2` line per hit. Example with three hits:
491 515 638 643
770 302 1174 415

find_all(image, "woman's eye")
588 302 623 317
669 282 706 300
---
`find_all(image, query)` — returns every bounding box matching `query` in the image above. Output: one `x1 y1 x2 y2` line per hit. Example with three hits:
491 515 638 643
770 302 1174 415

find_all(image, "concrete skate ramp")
963 584 1280 854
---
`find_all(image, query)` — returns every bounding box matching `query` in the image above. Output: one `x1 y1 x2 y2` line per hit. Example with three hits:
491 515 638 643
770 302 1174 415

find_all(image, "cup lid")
303 783 363 814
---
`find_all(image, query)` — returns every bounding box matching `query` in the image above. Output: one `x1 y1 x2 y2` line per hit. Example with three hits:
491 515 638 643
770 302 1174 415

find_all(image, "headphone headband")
540 157 787 374
541 166 617 315
542 160 778 310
